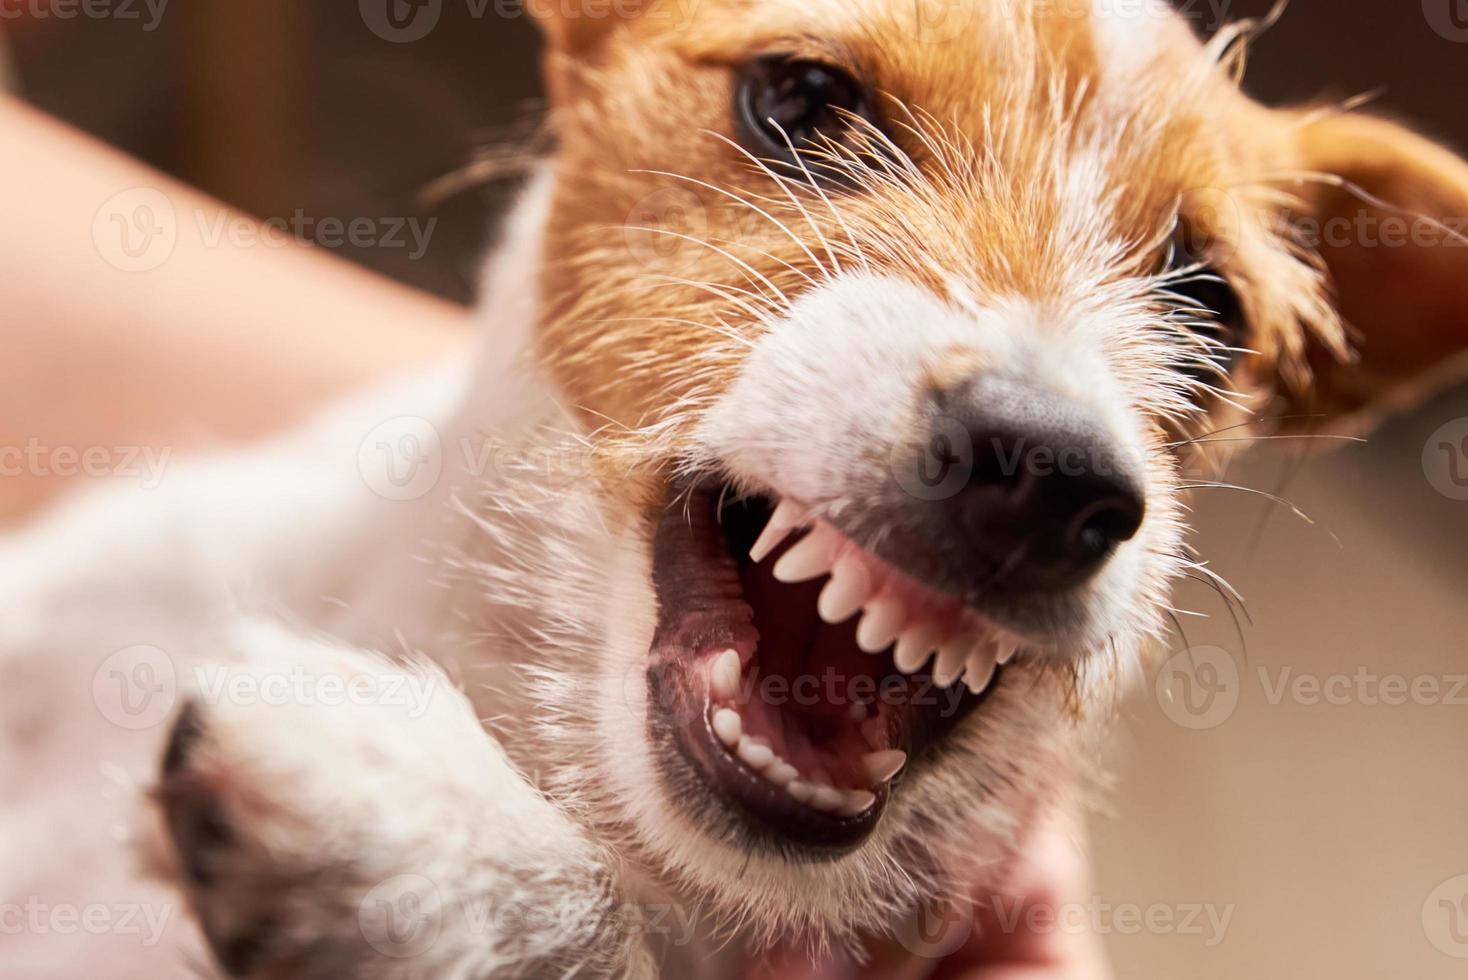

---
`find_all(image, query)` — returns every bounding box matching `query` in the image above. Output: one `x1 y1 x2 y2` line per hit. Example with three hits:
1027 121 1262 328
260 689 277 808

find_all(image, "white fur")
1 4 1233 967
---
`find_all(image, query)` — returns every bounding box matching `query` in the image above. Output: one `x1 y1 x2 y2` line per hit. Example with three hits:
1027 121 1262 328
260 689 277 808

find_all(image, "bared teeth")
712 708 742 748
933 636 972 688
705 497 1031 821
772 523 842 583
894 624 940 674
749 498 810 563
809 785 844 812
856 597 905 653
765 761 798 786
839 789 877 817
861 749 906 784
817 556 869 624
963 644 999 695
737 736 774 771
710 649 742 702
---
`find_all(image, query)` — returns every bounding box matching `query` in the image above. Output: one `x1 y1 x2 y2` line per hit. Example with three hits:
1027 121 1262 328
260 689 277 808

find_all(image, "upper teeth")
752 496 1019 696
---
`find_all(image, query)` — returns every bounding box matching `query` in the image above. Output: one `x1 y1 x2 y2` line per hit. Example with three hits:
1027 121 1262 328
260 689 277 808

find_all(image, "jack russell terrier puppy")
5 0 1468 976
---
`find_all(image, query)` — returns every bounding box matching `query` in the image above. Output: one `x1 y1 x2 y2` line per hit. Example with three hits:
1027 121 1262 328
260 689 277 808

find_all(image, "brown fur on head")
507 0 1468 947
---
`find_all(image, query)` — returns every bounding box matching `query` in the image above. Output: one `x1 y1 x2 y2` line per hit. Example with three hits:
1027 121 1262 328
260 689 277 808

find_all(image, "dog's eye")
1162 240 1247 389
735 56 877 183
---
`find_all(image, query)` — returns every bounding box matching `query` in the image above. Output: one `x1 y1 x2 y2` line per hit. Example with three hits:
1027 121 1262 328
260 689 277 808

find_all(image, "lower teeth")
707 696 905 818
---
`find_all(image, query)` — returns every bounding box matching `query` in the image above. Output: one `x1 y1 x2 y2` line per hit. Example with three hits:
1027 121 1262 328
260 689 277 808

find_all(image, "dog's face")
514 0 1468 945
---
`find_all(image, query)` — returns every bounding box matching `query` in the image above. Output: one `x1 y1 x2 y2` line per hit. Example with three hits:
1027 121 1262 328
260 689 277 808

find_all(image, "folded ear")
1284 112 1468 426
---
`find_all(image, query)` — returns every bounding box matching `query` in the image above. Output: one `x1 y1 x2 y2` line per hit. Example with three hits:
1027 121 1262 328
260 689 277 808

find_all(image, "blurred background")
3 1 1467 976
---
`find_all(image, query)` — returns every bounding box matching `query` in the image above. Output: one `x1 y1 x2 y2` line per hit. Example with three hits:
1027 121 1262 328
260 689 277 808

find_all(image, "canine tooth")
933 637 972 688
772 524 840 583
712 708 742 748
710 649 742 701
809 785 844 812
737 736 774 771
765 761 798 786
749 498 809 563
894 625 940 674
856 597 904 653
817 557 868 624
996 638 1019 665
861 749 907 784
839 789 877 817
964 646 998 694
787 781 814 803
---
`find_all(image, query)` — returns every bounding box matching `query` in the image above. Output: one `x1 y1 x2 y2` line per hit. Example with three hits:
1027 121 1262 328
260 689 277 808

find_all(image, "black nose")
904 375 1146 596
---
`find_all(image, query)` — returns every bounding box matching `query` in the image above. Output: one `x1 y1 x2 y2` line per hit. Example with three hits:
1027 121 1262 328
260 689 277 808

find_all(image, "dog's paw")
152 627 651 979
158 698 368 978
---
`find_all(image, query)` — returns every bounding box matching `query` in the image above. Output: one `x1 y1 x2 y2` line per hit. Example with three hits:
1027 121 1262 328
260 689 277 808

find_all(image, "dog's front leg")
154 619 652 980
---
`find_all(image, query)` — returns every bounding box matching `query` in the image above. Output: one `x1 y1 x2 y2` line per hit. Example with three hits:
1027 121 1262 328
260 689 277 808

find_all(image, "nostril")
1069 491 1146 558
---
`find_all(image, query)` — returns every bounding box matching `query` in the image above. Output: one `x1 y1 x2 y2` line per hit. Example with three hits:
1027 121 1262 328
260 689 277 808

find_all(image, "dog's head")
510 0 1468 945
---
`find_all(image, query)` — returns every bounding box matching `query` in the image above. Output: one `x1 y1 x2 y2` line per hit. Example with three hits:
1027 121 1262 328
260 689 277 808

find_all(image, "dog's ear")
1280 112 1468 429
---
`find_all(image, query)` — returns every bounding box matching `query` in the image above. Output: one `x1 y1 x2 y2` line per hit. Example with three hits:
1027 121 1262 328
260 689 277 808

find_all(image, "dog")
5 0 1468 976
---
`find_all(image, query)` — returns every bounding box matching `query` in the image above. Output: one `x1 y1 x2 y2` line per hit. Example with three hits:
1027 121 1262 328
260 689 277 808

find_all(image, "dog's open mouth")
647 482 1024 851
